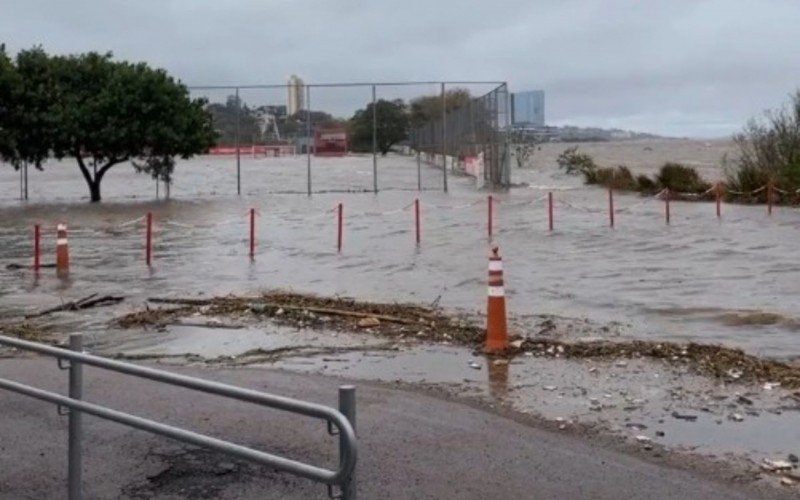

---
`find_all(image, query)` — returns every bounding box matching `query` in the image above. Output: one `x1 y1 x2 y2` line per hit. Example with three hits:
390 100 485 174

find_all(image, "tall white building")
287 75 305 116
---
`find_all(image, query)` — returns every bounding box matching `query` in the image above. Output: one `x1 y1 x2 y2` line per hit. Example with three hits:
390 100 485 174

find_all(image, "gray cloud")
2 0 799 137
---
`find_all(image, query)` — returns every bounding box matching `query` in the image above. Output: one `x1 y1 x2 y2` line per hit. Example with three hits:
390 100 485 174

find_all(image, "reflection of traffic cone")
485 246 508 353
488 359 509 398
56 223 69 276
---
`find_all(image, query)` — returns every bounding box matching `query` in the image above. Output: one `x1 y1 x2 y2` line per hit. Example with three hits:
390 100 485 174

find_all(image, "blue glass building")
511 90 545 126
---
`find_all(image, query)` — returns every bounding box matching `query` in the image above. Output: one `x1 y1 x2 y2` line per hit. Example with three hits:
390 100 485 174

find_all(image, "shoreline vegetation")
554 91 800 206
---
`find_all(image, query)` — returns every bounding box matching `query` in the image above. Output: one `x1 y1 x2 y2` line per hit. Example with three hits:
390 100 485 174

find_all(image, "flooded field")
1 142 800 360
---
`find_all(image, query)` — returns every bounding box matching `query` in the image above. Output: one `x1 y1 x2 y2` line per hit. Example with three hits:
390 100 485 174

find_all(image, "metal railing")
0 333 358 499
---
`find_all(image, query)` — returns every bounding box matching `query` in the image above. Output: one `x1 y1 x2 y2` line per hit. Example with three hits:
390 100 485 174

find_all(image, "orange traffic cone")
56 223 69 276
485 246 508 353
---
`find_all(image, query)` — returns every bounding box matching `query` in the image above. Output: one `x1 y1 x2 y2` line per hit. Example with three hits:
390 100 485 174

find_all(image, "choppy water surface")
1 153 799 359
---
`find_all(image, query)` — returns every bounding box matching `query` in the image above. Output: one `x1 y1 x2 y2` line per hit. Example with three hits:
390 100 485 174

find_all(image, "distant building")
511 90 545 127
314 127 348 157
287 75 305 116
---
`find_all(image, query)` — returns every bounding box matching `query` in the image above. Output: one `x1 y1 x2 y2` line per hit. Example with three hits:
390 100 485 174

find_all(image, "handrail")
0 334 357 498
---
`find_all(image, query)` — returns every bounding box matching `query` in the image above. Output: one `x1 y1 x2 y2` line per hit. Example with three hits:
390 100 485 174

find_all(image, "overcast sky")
3 0 800 137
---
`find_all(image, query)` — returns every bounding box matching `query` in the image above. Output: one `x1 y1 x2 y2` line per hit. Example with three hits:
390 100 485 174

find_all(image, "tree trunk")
89 180 101 202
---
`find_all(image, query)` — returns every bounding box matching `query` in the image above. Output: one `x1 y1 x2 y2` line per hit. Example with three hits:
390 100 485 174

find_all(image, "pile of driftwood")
26 293 124 318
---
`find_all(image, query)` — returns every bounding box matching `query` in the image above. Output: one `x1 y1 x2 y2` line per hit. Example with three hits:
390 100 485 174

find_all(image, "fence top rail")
188 80 507 91
0 334 354 437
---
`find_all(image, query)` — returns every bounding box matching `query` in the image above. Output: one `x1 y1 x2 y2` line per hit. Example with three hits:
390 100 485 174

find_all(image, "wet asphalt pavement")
0 356 791 500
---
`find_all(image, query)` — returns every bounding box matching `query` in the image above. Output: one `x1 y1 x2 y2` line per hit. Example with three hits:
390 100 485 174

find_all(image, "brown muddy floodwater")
1 143 800 359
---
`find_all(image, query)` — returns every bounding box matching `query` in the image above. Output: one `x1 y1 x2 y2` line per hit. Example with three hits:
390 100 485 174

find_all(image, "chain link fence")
409 83 511 189
1 81 509 203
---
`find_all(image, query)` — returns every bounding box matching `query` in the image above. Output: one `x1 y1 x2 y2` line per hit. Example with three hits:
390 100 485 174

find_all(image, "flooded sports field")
1 142 800 360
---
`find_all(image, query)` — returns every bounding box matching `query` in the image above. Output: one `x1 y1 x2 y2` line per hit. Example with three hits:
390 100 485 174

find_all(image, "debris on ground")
104 291 800 389
26 293 124 318
0 323 50 342
670 411 698 422
357 317 381 328
762 459 793 472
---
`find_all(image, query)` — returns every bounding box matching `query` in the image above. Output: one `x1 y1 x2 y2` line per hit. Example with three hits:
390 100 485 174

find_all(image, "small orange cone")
485 246 508 353
56 223 69 276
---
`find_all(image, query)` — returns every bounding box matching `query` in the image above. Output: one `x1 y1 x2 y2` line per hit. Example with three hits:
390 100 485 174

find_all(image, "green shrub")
592 165 638 191
557 146 596 177
726 90 800 201
636 174 657 192
656 162 710 193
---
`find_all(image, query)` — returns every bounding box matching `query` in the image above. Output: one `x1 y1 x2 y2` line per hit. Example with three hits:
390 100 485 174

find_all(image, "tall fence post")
716 183 722 219
665 189 671 225
416 151 421 191
441 82 448 193
68 333 84 500
372 84 378 193
767 182 773 216
146 212 153 266
339 385 357 500
249 208 256 259
547 192 554 232
235 87 241 196
337 203 343 253
306 85 312 196
488 194 493 239
33 224 41 272
608 188 615 229
414 198 421 245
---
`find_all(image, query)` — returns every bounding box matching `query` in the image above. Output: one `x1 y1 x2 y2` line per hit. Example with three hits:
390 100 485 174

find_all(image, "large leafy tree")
0 46 54 170
1 48 215 202
348 99 408 155
0 45 18 160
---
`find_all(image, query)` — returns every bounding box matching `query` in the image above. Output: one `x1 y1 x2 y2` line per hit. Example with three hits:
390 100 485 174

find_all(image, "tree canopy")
409 88 471 127
0 47 215 201
348 99 409 155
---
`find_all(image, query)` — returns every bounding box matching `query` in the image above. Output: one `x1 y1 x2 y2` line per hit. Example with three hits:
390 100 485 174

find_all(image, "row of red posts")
30 185 781 271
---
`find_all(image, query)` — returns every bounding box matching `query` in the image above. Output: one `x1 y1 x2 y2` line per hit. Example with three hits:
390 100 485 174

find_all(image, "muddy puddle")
270 346 799 459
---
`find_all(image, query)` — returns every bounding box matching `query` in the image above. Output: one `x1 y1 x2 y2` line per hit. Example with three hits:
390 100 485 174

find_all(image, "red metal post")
608 188 615 228
33 224 40 271
337 203 343 252
249 208 255 259
488 195 493 239
665 189 671 225
547 192 554 232
146 212 153 266
414 198 421 245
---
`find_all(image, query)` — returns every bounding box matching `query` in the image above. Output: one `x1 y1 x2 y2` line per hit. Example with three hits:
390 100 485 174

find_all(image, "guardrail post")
338 385 356 500
68 334 84 500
